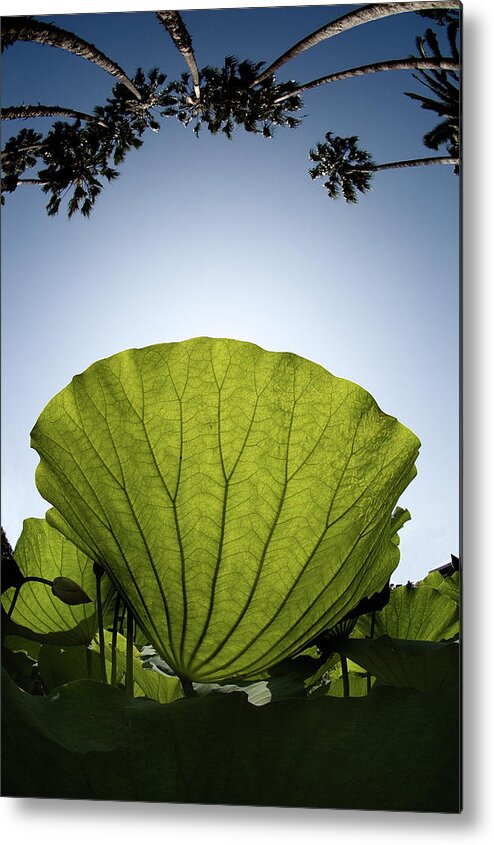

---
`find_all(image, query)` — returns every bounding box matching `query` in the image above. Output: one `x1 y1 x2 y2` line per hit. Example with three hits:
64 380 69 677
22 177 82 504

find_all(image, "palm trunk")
156 10 201 100
373 155 458 170
2 17 141 100
275 58 460 102
2 104 106 126
254 2 460 85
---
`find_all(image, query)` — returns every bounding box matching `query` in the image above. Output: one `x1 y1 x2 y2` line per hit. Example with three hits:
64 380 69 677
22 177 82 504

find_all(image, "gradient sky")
1 2 460 583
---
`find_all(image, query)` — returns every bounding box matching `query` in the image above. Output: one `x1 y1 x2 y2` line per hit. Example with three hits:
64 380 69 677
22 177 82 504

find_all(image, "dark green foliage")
308 132 375 203
405 23 460 169
1 647 43 695
1 669 460 811
167 56 303 138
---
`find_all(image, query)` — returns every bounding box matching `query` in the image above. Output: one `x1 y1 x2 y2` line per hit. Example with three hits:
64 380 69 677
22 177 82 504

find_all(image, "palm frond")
405 20 460 158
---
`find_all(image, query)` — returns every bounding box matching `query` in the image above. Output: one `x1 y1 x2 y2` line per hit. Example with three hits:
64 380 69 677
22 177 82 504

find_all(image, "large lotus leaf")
1 518 113 646
31 337 419 682
354 583 459 641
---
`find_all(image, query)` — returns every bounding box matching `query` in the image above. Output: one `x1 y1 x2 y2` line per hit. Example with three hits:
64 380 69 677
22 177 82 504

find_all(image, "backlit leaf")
31 338 419 681
2 518 113 646
354 582 459 641
420 569 460 605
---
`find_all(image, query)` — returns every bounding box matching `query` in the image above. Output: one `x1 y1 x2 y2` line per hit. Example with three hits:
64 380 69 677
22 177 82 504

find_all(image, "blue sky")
1 2 460 582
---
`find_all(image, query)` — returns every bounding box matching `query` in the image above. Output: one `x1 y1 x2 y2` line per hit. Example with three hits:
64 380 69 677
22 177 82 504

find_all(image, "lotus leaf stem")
340 654 350 698
94 565 108 683
111 593 121 686
125 604 134 696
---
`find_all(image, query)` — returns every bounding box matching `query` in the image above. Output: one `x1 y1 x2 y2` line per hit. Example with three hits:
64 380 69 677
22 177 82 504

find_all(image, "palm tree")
156 10 201 101
309 132 458 203
168 55 302 138
153 12 303 137
274 57 459 103
2 120 121 217
253 2 460 86
1 69 176 216
308 133 376 203
1 16 141 100
2 7 461 216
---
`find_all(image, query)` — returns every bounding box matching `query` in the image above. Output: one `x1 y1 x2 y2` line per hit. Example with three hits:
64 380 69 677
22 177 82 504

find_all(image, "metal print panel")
1 1 461 812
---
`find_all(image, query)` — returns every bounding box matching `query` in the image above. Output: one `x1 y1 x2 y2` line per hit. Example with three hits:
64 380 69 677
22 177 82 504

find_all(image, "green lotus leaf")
37 644 105 690
336 636 459 692
31 337 420 682
420 569 460 605
354 582 459 641
2 518 113 646
1 644 39 694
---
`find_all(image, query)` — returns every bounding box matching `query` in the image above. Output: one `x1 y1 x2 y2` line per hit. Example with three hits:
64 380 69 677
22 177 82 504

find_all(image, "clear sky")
1 1 460 583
